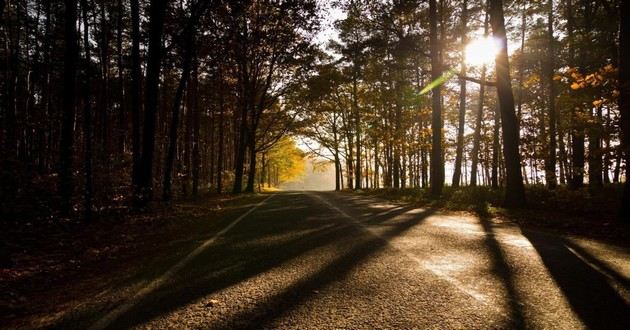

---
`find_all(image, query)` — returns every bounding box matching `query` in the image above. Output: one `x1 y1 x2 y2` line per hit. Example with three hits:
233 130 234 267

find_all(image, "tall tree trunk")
353 70 362 189
559 131 568 184
570 0 586 189
80 0 93 220
98 1 110 159
116 0 125 155
3 0 20 196
588 106 603 187
130 0 142 199
190 58 200 196
244 131 256 193
492 101 500 189
232 79 249 193
59 0 79 216
135 0 168 208
620 0 630 221
470 62 487 187
489 0 526 207
452 0 468 187
429 0 443 197
217 69 225 193
233 121 247 193
163 32 194 202
545 0 557 188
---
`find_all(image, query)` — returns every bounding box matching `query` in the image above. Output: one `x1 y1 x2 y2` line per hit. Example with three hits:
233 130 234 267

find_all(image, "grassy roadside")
348 185 630 245
0 192 270 329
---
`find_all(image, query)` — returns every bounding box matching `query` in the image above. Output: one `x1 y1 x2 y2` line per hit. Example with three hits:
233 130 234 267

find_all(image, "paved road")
68 191 630 329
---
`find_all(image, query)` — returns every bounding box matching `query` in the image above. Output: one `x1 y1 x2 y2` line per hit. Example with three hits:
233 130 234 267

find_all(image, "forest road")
77 191 630 329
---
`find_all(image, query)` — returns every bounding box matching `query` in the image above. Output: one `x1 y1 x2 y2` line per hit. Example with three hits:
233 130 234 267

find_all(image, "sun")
465 37 501 66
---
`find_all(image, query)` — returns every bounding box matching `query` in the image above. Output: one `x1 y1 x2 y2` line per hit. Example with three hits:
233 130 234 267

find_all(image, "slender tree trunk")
233 83 249 193
429 0 443 197
492 101 500 189
489 0 526 207
545 0 557 188
470 64 486 187
452 0 468 187
80 0 93 220
59 0 79 216
116 0 125 155
217 70 225 193
190 58 200 196
2 0 19 195
353 71 361 189
559 130 568 184
163 31 194 202
620 0 630 221
570 0 586 189
135 0 168 208
393 98 401 188
333 117 341 191
588 106 603 187
130 0 142 199
245 132 257 193
335 153 341 191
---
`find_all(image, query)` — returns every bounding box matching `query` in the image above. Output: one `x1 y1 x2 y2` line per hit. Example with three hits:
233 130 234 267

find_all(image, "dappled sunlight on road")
62 192 630 329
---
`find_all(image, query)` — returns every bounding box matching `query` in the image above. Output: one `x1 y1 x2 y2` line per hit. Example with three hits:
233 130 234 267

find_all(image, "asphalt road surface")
66 191 630 329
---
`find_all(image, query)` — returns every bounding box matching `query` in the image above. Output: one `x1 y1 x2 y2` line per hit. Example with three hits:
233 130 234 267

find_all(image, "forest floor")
1 188 629 329
0 193 268 328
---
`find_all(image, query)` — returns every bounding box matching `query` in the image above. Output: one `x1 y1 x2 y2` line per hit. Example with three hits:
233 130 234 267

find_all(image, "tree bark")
130 0 142 199
429 0 443 197
217 69 225 193
452 0 468 188
353 70 362 189
620 0 630 221
116 0 126 155
135 0 168 208
489 0 526 207
80 0 93 220
190 59 200 196
59 0 79 216
545 0 557 188
162 34 193 202
570 0 586 189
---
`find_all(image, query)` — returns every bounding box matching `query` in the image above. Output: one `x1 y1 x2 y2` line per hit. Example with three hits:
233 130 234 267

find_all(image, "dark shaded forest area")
1 0 316 222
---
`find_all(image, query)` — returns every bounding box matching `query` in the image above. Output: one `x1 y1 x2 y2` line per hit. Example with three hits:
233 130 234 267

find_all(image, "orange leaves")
561 65 618 93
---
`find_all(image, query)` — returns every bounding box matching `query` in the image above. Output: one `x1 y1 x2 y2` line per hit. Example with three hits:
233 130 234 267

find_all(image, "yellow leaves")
266 137 305 184
523 74 540 88
553 75 563 81
592 99 604 107
570 82 581 90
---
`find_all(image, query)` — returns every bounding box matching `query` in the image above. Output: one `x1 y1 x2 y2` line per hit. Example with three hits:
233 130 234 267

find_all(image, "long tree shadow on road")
59 192 427 329
478 215 526 329
521 229 630 329
217 203 439 328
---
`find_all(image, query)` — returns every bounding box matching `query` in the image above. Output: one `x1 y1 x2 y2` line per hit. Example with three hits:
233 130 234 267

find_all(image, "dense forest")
1 0 629 221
